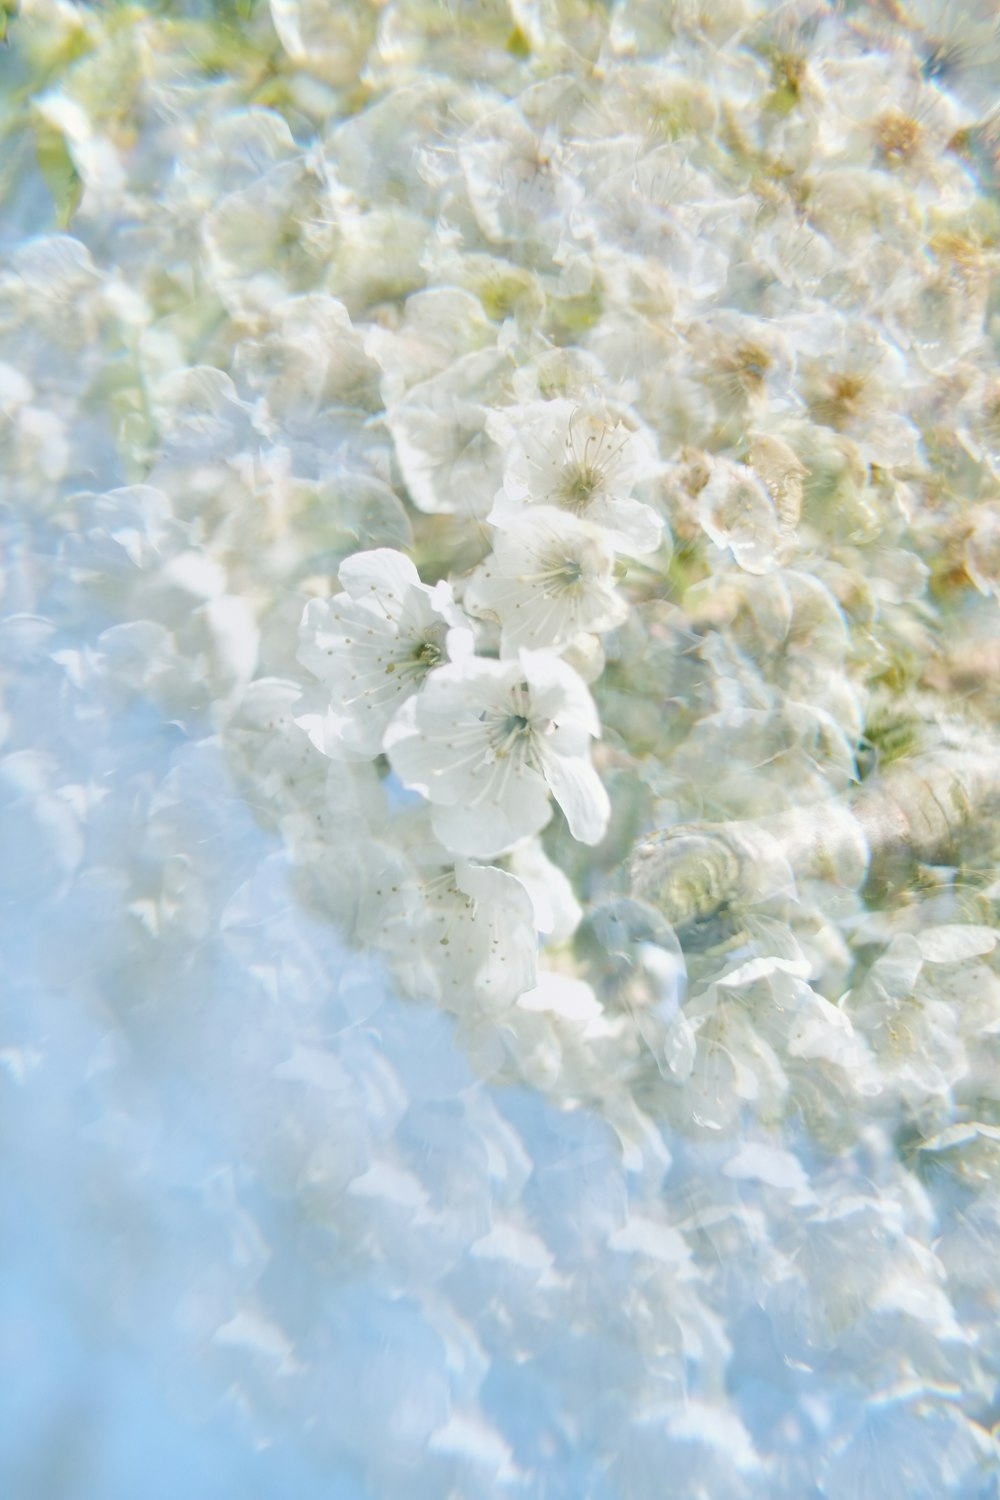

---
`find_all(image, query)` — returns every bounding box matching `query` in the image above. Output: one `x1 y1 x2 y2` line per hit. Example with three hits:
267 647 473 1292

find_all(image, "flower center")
554 557 583 587
560 464 601 511
485 683 538 762
414 638 444 668
530 554 588 597
729 342 772 393
874 109 923 165
810 371 867 428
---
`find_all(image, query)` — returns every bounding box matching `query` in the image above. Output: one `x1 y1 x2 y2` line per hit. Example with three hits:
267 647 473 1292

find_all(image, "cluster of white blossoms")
4 0 1000 1491
285 393 657 1009
295 529 622 858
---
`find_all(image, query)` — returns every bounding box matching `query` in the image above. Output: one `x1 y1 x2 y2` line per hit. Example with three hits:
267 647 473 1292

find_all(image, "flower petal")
539 743 610 846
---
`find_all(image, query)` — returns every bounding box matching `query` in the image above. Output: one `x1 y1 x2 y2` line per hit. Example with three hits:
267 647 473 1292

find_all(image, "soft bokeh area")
3 0 1000 1495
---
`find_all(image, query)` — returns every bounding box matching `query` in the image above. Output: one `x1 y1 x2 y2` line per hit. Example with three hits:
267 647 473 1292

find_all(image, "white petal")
338 548 421 614
519 971 602 1023
585 495 664 556
917 925 998 964
383 698 442 797
518 649 602 738
454 860 538 1002
432 779 551 859
539 744 610 846
508 839 582 941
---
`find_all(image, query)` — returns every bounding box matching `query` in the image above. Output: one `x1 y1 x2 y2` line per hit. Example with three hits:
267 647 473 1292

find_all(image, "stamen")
415 638 444 668
559 464 602 511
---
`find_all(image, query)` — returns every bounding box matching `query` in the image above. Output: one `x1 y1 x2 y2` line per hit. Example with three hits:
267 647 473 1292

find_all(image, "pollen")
559 464 602 512
715 341 772 399
874 109 924 166
810 371 868 428
414 639 444 668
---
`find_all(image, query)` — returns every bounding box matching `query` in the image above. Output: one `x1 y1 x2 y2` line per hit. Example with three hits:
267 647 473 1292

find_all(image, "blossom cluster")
3 0 1000 1491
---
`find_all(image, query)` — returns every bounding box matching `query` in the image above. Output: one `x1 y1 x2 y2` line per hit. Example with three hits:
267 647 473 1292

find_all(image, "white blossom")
236 294 381 428
507 837 582 943
365 286 496 404
459 95 581 248
792 314 922 469
201 158 341 318
386 349 510 518
696 458 784 575
297 549 473 758
268 0 374 84
387 849 539 1013
464 507 627 654
384 650 609 858
489 398 663 555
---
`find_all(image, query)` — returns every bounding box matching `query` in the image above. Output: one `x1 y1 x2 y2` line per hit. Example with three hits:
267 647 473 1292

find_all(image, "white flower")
201 158 340 318
364 286 495 405
384 650 609 859
815 53 971 201
572 141 733 301
268 0 374 85
389 851 539 1014
964 505 1000 598
507 837 582 943
844 933 967 1106
386 349 510 518
236 294 381 428
464 508 627 654
489 398 663 555
696 458 783 575
909 0 1000 113
459 97 581 247
297 549 473 758
684 311 795 438
792 315 922 469
33 91 126 220
518 969 605 1028
228 677 333 819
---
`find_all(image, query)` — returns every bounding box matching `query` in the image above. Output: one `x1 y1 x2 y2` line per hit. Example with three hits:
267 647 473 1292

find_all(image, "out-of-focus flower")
386 348 511 518
201 159 342 319
577 62 718 149
685 313 796 442
909 0 1000 113
964 505 1000 598
459 90 581 249
0 749 84 903
814 53 971 196
385 650 609 858
819 1390 996 1500
0 363 69 500
227 677 333 821
844 934 966 1107
365 286 495 404
793 316 922 469
32 90 126 221
696 458 784 575
268 0 376 85
572 140 733 303
236 294 382 429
